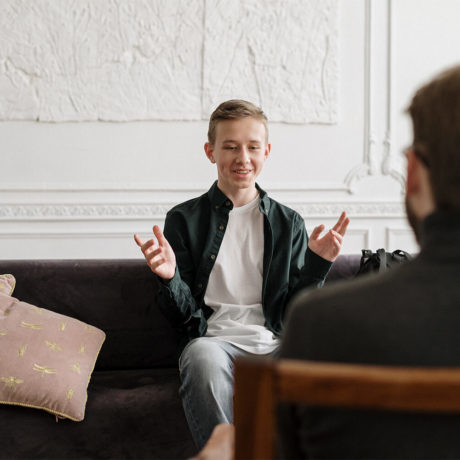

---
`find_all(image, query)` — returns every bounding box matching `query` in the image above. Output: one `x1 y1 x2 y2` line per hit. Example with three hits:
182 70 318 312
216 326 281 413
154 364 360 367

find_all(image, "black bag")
356 248 412 276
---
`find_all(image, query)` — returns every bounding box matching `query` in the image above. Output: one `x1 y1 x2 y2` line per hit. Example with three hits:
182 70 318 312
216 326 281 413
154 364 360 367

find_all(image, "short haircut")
207 99 268 145
408 65 460 212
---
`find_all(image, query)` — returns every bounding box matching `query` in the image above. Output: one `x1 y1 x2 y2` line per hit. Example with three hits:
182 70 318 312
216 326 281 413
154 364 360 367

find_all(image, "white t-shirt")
204 196 280 354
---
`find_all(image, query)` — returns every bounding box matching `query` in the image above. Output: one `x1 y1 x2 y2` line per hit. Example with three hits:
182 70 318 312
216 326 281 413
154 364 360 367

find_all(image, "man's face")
206 117 270 197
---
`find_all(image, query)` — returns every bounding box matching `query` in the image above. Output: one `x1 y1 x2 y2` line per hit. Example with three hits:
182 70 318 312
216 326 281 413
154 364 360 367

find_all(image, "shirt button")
210 254 216 260
215 205 219 210
219 225 225 231
225 201 231 206
197 283 203 289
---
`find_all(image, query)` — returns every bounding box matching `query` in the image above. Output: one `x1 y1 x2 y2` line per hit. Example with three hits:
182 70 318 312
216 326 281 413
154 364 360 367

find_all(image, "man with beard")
278 64 460 459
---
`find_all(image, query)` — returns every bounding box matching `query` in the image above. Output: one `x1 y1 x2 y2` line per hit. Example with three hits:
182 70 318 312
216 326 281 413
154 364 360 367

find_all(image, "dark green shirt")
156 181 332 341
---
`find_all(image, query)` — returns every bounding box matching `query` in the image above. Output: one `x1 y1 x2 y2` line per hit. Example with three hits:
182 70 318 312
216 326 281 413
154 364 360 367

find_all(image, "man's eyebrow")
222 139 262 143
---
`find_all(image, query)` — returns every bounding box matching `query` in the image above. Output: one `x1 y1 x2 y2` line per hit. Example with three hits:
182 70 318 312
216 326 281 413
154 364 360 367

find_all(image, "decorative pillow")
0 292 105 421
0 274 15 296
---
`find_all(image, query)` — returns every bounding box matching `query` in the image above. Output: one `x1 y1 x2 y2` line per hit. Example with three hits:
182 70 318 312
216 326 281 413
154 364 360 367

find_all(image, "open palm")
134 225 176 280
308 212 350 262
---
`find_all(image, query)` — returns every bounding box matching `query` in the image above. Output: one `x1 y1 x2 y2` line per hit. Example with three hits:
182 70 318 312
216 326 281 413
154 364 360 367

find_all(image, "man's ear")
265 143 271 160
204 142 215 163
405 149 419 196
405 148 436 219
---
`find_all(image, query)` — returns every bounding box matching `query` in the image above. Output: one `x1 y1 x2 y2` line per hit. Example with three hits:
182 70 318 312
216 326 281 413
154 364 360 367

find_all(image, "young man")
134 100 349 449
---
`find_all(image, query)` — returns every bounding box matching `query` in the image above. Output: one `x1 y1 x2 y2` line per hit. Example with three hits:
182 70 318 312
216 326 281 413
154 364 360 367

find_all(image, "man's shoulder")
291 266 408 315
166 191 210 217
280 267 415 361
265 196 302 222
283 262 419 345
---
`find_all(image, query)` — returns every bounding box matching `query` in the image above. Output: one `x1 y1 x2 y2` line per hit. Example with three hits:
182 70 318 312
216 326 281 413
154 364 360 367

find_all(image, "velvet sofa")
0 255 360 460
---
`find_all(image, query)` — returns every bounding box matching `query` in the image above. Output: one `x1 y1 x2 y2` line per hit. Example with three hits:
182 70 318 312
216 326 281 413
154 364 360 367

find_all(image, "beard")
405 195 421 243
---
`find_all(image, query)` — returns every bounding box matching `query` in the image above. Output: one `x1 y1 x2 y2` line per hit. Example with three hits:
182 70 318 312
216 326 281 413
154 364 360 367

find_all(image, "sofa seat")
2 367 194 459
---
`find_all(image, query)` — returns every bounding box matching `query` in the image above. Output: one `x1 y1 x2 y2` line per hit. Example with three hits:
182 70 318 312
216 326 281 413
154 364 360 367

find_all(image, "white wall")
1 0 460 259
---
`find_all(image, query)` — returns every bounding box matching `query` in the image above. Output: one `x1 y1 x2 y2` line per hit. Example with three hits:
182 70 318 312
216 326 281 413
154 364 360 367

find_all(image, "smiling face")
204 117 270 206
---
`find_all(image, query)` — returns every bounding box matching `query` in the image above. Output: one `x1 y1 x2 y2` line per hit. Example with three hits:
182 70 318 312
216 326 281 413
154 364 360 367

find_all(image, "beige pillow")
0 274 15 296
0 292 105 421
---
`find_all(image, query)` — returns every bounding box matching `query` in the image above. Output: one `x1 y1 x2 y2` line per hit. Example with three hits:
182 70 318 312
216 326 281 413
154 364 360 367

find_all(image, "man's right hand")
134 225 176 281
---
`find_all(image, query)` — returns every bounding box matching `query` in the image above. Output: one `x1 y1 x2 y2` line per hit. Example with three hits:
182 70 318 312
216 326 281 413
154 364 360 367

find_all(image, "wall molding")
290 202 404 219
346 228 370 249
385 226 415 249
344 0 405 193
0 203 171 220
0 201 405 221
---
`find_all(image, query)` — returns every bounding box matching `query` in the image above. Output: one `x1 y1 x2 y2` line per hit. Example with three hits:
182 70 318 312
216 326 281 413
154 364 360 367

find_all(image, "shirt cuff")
157 267 181 290
305 247 333 279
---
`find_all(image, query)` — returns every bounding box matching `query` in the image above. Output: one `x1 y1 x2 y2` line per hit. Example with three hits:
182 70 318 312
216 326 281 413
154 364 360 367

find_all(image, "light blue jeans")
179 337 278 450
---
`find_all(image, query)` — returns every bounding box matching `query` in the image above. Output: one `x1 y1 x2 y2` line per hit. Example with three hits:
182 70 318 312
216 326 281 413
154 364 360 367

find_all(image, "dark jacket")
156 181 332 341
279 210 460 459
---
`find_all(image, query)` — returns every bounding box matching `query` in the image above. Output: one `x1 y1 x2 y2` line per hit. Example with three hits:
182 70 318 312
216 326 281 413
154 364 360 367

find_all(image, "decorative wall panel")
0 0 203 121
203 0 338 123
0 0 338 123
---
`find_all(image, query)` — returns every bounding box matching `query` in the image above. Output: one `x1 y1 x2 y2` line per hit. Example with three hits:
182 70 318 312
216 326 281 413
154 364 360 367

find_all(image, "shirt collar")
207 180 271 214
256 183 271 214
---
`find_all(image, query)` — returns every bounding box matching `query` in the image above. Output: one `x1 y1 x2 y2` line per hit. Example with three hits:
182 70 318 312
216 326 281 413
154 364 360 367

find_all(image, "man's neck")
218 183 259 208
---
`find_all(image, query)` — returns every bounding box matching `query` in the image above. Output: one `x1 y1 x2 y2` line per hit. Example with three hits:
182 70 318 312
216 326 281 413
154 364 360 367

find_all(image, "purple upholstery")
0 259 182 370
0 255 360 459
326 254 361 283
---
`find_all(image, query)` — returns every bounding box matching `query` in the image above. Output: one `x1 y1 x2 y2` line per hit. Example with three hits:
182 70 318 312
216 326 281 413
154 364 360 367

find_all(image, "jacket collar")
419 209 460 255
256 183 271 214
207 180 271 214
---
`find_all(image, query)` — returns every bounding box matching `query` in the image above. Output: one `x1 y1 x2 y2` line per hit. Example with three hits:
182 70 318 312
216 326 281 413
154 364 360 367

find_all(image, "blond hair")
207 99 268 145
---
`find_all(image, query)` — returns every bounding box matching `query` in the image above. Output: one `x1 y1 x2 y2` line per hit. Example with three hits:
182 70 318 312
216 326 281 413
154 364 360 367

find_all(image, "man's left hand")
308 211 350 262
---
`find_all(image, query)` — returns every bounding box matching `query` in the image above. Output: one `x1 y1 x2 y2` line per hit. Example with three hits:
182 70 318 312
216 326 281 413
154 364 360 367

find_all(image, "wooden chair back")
233 357 460 460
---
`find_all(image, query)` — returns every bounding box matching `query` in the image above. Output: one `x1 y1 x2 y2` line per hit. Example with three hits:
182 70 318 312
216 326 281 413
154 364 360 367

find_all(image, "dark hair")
207 99 268 145
408 65 460 212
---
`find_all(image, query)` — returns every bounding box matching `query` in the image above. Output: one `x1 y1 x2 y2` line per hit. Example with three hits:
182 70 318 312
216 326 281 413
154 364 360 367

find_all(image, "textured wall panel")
0 0 338 123
0 0 203 121
203 0 338 122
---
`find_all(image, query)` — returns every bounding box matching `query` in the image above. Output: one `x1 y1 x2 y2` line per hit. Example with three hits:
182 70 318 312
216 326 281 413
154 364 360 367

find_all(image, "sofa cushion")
0 292 105 421
0 274 15 296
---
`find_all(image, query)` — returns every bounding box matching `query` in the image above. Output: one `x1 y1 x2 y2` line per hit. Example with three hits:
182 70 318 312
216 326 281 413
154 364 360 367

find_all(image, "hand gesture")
134 225 176 280
308 212 350 262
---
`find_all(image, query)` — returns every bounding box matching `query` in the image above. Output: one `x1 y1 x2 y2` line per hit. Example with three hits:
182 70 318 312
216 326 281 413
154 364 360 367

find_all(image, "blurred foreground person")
280 64 460 458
